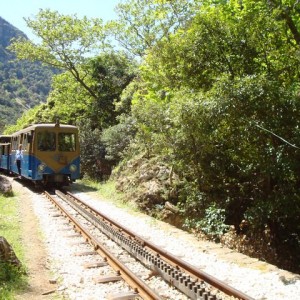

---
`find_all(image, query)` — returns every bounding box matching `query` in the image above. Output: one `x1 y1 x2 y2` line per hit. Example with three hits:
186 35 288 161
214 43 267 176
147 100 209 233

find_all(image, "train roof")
0 135 12 142
11 123 78 136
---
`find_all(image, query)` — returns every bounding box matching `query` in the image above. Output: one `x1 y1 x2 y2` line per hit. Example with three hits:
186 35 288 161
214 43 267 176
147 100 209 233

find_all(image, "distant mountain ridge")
0 17 57 133
0 17 27 49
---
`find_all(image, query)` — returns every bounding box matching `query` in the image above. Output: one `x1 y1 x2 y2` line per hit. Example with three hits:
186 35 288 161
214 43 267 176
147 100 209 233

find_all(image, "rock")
0 175 12 196
0 236 21 267
49 278 58 284
114 155 181 217
165 201 179 213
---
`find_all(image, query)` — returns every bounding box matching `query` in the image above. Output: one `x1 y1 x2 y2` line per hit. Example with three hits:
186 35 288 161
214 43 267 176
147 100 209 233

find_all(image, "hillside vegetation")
4 1 300 273
0 17 57 133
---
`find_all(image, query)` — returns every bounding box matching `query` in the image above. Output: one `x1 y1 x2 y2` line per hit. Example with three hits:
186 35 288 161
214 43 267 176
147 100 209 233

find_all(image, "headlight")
69 164 77 172
38 163 46 172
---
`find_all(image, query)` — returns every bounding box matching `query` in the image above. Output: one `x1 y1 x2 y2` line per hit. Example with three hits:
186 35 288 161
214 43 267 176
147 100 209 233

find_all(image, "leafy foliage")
121 0 300 271
78 119 110 180
194 204 229 241
87 52 137 129
8 9 108 102
106 0 196 57
4 0 300 272
101 114 137 162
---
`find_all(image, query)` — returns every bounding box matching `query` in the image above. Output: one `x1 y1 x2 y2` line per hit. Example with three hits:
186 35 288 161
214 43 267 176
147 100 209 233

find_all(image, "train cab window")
58 133 76 152
37 132 56 151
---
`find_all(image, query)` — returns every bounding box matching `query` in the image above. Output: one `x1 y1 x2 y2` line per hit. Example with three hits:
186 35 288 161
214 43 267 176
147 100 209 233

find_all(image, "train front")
32 123 80 185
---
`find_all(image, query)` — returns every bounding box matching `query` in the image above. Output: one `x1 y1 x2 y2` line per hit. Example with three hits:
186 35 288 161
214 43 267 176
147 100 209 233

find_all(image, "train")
0 121 80 186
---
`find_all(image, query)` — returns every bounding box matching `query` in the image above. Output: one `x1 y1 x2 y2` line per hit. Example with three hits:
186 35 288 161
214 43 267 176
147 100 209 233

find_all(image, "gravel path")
13 178 300 300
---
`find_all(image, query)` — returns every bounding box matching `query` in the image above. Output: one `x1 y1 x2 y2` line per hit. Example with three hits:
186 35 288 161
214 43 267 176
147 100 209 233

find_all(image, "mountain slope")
0 17 57 133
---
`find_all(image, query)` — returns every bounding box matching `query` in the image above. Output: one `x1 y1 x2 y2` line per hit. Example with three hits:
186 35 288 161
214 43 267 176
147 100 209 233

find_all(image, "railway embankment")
112 155 299 274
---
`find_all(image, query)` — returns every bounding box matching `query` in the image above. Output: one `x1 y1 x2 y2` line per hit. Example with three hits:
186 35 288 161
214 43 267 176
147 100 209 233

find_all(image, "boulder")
0 175 12 196
0 236 21 267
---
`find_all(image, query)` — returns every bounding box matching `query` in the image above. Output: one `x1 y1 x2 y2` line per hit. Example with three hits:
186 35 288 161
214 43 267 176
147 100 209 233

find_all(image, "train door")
11 136 19 174
11 134 24 176
24 131 33 178
6 144 10 170
0 143 11 171
0 144 3 169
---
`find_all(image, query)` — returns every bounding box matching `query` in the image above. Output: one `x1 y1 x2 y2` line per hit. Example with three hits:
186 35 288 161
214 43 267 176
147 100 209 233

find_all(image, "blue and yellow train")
0 122 80 185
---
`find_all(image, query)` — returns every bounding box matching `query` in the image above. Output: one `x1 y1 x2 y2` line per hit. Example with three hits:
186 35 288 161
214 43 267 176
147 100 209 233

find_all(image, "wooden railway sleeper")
47 191 162 300
60 191 253 300
58 190 217 299
124 234 216 299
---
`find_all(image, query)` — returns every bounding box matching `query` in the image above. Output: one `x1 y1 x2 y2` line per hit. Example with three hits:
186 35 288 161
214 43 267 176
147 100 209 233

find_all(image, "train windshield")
58 133 76 152
37 132 56 151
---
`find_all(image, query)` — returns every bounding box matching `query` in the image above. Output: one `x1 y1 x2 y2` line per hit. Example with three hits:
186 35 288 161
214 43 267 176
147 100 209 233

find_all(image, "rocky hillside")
0 17 58 133
112 153 300 274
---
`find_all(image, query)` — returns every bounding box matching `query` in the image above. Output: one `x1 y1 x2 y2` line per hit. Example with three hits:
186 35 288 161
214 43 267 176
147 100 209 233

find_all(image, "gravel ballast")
20 183 300 300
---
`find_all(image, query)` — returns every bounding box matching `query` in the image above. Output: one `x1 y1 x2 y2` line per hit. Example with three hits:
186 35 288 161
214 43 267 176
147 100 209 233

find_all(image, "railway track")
44 189 255 300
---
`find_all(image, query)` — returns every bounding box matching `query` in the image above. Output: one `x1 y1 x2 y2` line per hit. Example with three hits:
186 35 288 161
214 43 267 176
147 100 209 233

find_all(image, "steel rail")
67 191 255 300
44 191 162 300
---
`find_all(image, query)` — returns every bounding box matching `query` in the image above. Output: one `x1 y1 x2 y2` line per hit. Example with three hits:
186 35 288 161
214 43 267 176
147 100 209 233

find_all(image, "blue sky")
0 0 120 40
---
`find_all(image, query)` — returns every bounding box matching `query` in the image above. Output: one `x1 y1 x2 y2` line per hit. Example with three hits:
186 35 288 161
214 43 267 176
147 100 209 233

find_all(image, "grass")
75 178 166 228
72 177 141 213
0 193 27 300
73 177 125 205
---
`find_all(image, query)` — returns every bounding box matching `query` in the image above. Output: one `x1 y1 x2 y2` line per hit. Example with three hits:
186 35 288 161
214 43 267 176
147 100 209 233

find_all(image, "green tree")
87 52 137 129
266 0 300 45
106 0 197 57
8 9 108 101
120 0 300 270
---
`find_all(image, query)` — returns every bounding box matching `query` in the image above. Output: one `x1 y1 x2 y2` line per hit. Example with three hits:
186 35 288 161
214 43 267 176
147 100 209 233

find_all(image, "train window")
12 137 18 150
37 132 56 151
23 134 28 150
4 145 9 155
58 133 76 152
27 132 33 143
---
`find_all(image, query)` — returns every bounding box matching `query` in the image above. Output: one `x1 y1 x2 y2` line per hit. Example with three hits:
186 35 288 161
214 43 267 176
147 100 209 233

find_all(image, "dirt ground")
12 178 58 300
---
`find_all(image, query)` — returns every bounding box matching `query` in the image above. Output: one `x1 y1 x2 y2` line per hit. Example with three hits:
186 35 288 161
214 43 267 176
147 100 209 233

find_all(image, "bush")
101 115 136 162
198 204 230 241
78 120 112 180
